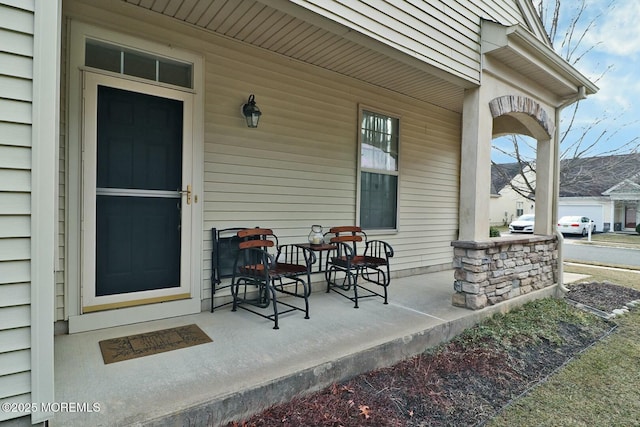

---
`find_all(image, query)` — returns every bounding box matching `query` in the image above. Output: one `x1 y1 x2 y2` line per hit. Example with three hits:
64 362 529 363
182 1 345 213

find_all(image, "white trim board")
30 0 61 423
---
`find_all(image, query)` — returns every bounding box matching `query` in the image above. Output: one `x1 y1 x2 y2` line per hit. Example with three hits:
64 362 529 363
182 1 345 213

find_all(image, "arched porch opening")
453 94 559 310
489 95 555 236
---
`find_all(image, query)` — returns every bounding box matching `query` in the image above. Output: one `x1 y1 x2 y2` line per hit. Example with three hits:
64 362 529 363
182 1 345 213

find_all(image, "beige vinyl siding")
0 1 34 33
0 193 30 214
0 238 29 260
0 260 30 285
0 145 30 167
0 51 32 79
292 0 532 85
0 170 30 191
0 1 34 421
197 23 461 294
0 75 32 102
0 122 31 147
464 0 524 24
0 216 29 238
0 349 30 376
0 99 31 123
0 372 30 407
0 28 33 57
65 0 461 310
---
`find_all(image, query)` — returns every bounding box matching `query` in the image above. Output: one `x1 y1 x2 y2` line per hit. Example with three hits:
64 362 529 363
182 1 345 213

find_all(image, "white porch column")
459 87 493 241
610 201 615 232
534 138 554 235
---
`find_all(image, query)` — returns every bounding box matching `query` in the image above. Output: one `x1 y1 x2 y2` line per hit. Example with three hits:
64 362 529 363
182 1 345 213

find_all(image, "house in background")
491 162 535 226
0 0 596 425
491 153 640 232
604 177 640 231
568 154 640 232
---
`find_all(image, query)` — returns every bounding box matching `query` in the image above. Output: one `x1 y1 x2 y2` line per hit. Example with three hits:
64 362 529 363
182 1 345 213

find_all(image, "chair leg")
231 279 239 312
351 269 359 309
268 282 279 330
303 299 310 319
325 267 334 293
382 267 390 304
303 274 311 319
383 281 388 304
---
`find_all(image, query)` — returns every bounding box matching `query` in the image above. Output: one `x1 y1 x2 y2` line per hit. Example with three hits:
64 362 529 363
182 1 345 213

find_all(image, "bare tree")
492 0 640 200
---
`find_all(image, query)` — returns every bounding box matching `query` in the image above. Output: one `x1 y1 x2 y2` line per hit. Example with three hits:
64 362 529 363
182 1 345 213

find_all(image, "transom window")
359 109 399 230
85 39 193 89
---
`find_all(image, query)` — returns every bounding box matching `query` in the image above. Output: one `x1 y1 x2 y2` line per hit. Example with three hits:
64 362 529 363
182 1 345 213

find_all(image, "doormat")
99 324 212 364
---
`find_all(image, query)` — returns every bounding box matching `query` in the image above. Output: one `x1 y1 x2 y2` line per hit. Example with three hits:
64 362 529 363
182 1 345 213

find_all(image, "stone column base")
451 235 558 310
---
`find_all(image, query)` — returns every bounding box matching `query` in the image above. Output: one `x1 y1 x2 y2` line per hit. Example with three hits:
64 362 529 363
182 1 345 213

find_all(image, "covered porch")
50 3 596 425
52 270 576 426
603 182 640 232
55 0 598 335
0 1 603 425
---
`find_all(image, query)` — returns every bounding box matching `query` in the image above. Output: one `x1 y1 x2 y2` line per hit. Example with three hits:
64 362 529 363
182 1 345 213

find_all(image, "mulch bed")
566 281 640 313
228 282 637 427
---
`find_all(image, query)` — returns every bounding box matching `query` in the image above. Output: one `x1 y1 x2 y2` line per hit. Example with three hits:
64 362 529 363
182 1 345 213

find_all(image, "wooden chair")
231 228 316 329
324 226 394 308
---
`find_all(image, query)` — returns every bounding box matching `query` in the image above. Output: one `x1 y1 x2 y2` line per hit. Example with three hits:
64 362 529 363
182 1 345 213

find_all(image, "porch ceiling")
124 0 465 112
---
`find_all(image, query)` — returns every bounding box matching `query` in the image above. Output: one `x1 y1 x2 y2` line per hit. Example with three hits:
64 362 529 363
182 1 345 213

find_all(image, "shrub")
490 226 501 237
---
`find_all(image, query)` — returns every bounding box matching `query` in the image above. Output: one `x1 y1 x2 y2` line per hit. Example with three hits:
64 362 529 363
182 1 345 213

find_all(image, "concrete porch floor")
53 270 583 426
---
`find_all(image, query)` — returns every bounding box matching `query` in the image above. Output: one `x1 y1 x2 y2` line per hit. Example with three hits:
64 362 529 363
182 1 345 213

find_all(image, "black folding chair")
210 227 249 312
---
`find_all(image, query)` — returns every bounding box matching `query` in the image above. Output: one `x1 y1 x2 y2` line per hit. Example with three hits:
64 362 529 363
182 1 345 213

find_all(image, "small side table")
295 243 336 273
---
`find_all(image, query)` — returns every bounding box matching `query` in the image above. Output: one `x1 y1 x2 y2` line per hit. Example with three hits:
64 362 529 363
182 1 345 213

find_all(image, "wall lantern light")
241 94 262 128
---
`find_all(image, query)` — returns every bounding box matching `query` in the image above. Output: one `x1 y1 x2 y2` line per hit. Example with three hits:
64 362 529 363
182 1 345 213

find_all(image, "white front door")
82 72 194 312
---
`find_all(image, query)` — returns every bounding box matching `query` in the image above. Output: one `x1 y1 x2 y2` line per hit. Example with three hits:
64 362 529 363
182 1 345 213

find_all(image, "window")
516 202 523 217
85 39 193 89
359 109 399 230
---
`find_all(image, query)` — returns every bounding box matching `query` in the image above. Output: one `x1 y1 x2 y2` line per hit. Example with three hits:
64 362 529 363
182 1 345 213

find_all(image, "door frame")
81 72 193 312
66 21 204 332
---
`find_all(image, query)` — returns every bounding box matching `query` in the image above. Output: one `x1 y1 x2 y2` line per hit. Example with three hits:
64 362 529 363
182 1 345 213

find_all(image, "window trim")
356 104 401 233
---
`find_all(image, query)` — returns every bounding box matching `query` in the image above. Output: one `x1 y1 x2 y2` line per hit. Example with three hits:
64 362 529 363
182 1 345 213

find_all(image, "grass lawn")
564 264 640 290
488 263 640 426
572 231 640 248
488 308 640 426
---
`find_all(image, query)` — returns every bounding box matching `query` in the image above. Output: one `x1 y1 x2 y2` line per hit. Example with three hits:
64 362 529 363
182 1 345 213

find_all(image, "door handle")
179 184 192 205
